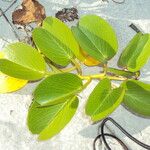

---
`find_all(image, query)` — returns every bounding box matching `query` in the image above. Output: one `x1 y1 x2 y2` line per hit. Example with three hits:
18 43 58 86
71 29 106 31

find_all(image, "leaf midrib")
125 93 150 107
40 96 75 133
39 86 82 106
78 27 107 61
128 35 148 68
91 90 111 116
43 29 73 60
1 58 45 75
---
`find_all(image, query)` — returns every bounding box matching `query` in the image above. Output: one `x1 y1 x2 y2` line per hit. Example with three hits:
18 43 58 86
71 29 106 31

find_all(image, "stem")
78 78 92 93
44 63 78 77
48 63 62 73
71 59 82 75
79 73 105 80
108 76 127 81
107 67 137 78
82 78 92 89
45 57 62 73
103 63 108 75
45 58 127 81
45 71 57 77
61 66 77 72
129 23 142 33
79 73 127 81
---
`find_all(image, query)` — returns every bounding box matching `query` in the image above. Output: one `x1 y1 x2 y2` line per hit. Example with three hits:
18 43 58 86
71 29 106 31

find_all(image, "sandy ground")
0 0 150 149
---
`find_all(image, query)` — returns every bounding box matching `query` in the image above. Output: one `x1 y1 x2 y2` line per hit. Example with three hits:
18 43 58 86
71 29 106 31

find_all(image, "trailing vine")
0 15 149 141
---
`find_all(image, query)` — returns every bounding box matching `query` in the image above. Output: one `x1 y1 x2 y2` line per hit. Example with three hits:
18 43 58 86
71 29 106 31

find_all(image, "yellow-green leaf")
0 52 27 93
28 96 79 140
122 80 150 117
85 78 125 122
32 28 74 66
72 15 118 63
0 42 47 80
42 17 84 61
34 73 83 106
118 33 150 72
79 15 118 51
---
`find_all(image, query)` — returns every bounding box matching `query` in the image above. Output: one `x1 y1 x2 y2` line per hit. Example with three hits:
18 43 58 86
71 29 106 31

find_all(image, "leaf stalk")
71 59 82 75
79 73 127 81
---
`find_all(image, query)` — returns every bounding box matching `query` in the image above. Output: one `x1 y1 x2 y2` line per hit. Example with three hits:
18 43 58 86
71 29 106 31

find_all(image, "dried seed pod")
55 7 79 22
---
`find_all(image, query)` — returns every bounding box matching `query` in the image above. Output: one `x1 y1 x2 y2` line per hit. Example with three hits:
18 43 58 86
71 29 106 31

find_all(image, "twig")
71 59 82 75
102 0 125 4
2 0 14 2
129 23 142 33
112 0 125 4
0 36 11 43
0 8 21 41
0 0 17 16
4 0 17 14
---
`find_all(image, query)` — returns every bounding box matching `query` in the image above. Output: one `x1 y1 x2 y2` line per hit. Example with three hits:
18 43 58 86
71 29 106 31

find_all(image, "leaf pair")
118 33 150 72
85 78 125 122
85 78 150 122
32 15 118 66
28 73 83 140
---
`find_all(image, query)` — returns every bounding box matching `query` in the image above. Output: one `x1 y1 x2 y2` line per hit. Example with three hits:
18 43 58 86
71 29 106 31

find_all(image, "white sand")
0 0 150 149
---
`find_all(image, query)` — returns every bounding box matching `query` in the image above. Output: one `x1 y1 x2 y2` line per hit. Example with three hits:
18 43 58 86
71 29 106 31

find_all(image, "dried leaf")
55 7 78 22
12 0 46 25
80 48 100 66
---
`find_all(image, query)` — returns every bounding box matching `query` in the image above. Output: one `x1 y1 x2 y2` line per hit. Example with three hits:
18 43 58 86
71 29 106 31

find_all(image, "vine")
0 14 149 141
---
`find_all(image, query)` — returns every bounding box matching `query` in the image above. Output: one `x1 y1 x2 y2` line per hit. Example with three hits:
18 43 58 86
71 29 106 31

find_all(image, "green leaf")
28 96 79 140
78 15 118 51
85 78 125 122
0 42 46 80
32 28 74 66
41 17 84 61
122 80 150 117
72 15 118 63
118 33 150 72
72 27 116 63
34 73 83 106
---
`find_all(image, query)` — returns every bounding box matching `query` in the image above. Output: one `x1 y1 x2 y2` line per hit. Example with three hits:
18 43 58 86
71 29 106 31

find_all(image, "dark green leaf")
122 80 150 117
34 73 83 106
85 78 125 121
